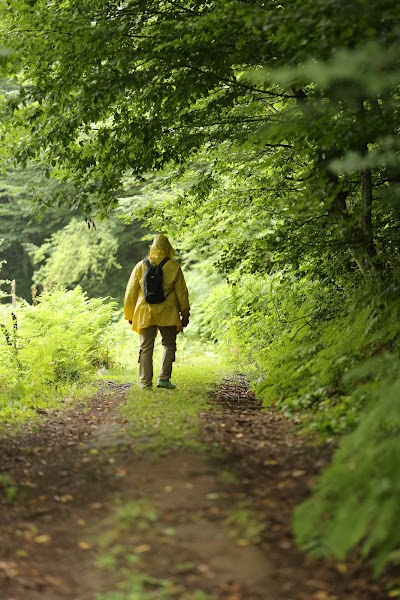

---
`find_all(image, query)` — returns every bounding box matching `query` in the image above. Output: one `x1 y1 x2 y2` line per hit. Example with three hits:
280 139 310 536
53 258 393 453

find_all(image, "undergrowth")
294 375 400 577
197 273 400 438
0 286 116 426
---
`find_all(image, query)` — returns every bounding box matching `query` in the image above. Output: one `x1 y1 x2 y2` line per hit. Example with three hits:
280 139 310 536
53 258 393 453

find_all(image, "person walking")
124 234 190 389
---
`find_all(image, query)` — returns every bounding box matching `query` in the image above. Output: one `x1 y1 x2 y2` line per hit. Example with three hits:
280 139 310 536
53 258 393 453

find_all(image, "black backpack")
143 258 169 304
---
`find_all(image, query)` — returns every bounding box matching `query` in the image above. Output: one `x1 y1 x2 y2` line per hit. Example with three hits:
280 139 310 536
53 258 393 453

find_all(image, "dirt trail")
0 380 388 600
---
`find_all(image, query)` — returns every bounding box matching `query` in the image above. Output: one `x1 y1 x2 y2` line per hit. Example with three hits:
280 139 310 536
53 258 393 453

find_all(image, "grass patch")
0 473 18 504
95 498 158 573
94 495 219 600
121 351 231 453
224 501 266 546
0 382 95 435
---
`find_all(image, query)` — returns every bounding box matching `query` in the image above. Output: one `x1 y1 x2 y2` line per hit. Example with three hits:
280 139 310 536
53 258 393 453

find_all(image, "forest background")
1 0 400 582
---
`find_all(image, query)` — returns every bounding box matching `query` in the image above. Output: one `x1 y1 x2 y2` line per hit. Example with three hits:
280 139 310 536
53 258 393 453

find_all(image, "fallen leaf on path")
34 534 51 544
197 564 211 573
54 494 74 503
115 468 127 477
133 544 151 553
207 506 221 515
262 498 278 508
292 470 306 477
313 592 337 600
277 481 291 489
78 541 92 550
160 536 176 546
44 575 68 589
0 561 18 577
206 492 219 500
236 539 250 547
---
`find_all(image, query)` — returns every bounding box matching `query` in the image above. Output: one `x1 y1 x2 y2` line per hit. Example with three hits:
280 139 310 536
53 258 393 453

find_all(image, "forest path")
0 379 386 600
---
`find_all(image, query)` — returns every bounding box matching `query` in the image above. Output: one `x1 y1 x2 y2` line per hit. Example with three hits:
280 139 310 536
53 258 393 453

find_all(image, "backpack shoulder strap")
159 258 169 268
144 259 151 269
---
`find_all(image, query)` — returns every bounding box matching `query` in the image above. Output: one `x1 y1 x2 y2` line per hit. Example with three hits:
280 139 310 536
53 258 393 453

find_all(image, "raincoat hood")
149 234 176 262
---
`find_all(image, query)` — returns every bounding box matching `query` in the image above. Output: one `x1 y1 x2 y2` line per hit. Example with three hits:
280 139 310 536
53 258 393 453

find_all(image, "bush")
196 271 400 435
294 366 400 576
0 286 116 423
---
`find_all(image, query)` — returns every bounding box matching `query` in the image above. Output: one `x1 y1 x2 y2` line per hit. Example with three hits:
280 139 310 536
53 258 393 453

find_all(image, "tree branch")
184 65 298 98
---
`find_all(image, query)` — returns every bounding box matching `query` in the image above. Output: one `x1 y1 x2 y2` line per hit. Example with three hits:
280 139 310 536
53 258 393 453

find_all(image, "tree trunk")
357 99 377 272
11 279 17 309
360 168 377 264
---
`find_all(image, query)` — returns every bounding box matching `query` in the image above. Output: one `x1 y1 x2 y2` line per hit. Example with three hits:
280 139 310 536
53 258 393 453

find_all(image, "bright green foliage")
294 373 400 576
1 0 400 280
32 216 150 303
197 272 400 435
96 573 217 600
30 218 120 293
0 287 116 423
96 498 158 572
0 171 149 303
0 165 73 301
0 473 18 504
225 501 266 545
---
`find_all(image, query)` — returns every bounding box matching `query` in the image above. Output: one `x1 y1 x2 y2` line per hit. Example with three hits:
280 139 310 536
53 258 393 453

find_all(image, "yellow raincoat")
124 234 190 334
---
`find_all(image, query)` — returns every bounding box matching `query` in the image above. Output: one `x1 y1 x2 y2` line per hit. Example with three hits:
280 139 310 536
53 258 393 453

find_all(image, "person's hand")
180 312 190 328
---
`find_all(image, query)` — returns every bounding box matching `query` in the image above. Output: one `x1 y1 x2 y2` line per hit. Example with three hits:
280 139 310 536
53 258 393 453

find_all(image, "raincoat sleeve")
174 267 190 318
124 262 141 322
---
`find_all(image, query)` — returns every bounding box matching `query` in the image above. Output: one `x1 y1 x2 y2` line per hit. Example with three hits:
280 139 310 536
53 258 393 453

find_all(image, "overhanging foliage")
1 0 399 277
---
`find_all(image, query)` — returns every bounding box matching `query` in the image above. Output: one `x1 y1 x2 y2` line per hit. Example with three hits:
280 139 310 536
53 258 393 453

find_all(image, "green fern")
294 375 400 575
0 286 116 423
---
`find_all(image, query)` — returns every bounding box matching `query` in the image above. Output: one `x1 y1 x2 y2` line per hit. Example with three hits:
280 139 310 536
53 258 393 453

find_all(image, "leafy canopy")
1 0 400 280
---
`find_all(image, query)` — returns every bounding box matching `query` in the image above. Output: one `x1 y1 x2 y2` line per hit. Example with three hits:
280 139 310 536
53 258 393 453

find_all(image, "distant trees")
0 166 72 301
30 217 149 301
0 166 148 303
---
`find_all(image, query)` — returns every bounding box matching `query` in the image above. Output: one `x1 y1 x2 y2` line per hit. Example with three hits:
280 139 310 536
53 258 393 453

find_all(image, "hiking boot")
157 379 176 389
